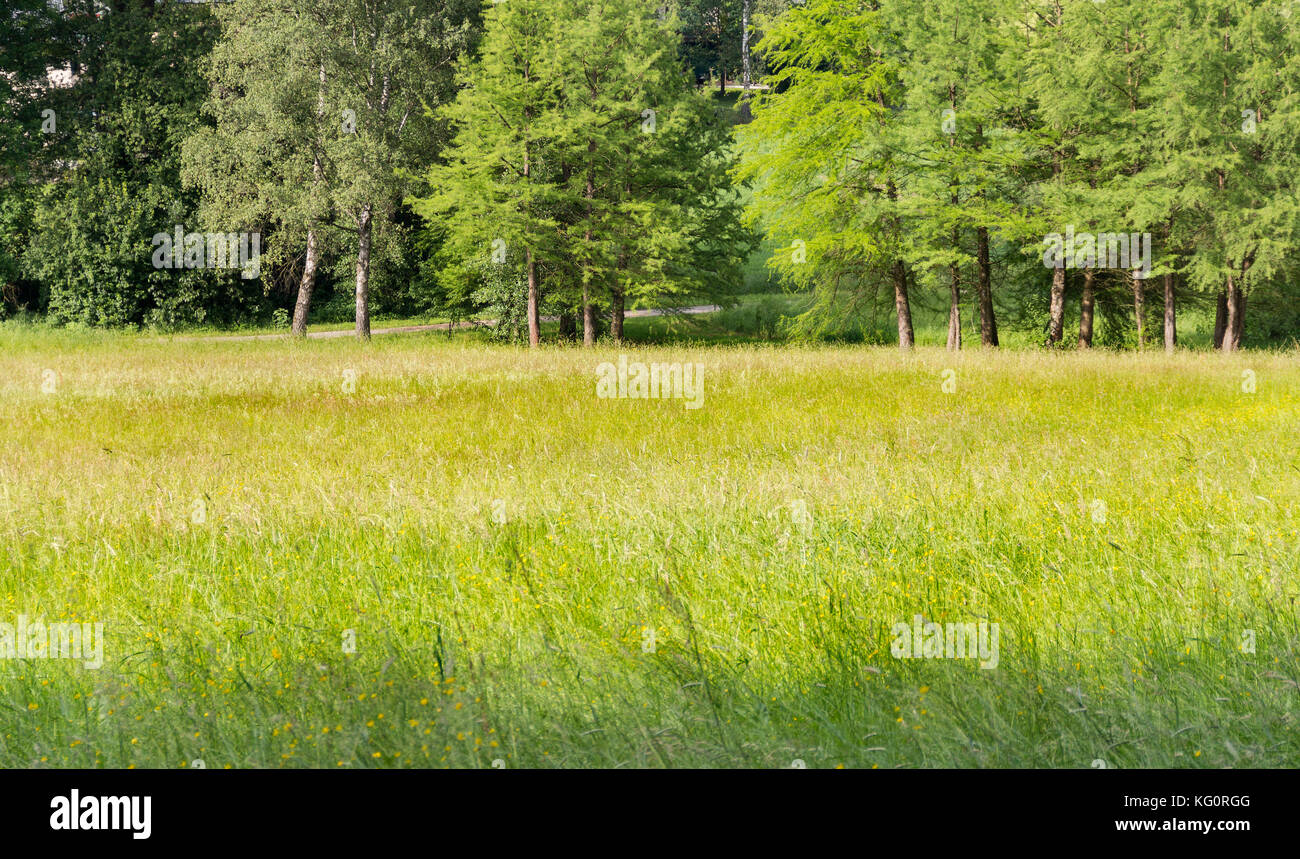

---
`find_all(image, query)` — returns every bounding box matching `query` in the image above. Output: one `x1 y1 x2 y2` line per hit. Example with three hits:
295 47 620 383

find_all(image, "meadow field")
1 324 1297 768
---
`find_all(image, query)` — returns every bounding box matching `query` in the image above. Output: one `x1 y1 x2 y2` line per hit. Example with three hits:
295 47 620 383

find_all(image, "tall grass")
1 325 1296 767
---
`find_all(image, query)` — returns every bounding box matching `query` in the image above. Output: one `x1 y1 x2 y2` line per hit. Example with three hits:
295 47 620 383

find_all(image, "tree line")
739 0 1300 352
2 0 1298 350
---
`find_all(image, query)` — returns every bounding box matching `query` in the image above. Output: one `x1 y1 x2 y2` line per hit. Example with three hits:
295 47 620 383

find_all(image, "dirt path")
185 305 722 342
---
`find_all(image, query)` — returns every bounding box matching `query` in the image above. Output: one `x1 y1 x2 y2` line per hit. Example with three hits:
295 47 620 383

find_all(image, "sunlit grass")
1 325 1297 768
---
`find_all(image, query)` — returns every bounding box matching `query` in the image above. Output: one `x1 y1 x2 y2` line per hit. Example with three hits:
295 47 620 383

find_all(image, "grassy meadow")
1 322 1298 768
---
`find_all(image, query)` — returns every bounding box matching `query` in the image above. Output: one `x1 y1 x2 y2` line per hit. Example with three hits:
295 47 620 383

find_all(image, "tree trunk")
1213 289 1228 349
946 260 961 352
1078 268 1095 348
946 173 961 352
526 250 540 348
582 140 596 347
291 227 319 336
1132 273 1145 350
741 0 751 91
559 313 577 342
582 291 597 347
975 226 998 347
738 0 751 121
1046 139 1065 347
1162 272 1176 353
523 117 539 348
1222 276 1243 352
294 60 327 338
892 259 914 350
1047 265 1066 346
1233 290 1245 347
354 204 372 340
611 285 625 343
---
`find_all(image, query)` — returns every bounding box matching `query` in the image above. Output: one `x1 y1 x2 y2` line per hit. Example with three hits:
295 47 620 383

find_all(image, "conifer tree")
417 0 747 347
735 0 915 348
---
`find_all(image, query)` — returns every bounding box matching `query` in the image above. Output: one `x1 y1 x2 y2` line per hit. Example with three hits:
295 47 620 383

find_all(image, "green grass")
1 324 1297 768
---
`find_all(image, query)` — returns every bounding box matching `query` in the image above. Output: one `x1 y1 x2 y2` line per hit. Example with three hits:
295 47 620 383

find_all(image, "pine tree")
1145 1 1300 351
891 0 1028 350
416 0 748 347
412 0 565 347
736 0 913 347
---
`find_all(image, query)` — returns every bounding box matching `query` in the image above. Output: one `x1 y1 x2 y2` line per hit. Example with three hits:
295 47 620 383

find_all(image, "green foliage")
471 253 530 344
181 0 337 297
414 0 752 328
1 0 74 311
180 0 479 331
738 0 1300 347
5 0 1300 345
0 0 70 187
734 0 903 335
12 2 269 327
